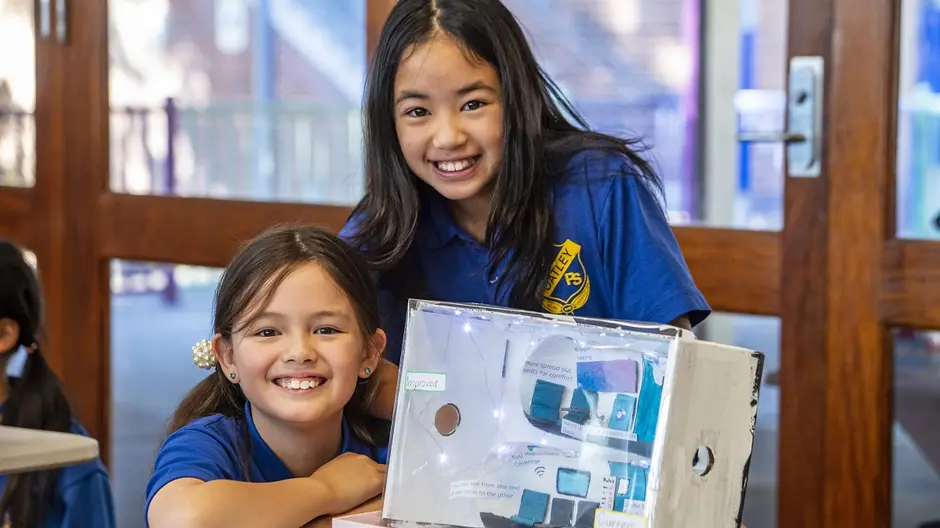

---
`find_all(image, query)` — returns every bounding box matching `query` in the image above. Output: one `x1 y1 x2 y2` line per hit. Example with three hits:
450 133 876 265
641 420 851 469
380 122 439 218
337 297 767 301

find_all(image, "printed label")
404 371 446 391
584 425 638 442
599 476 618 510
593 509 647 528
624 502 646 516
449 480 521 500
561 419 585 439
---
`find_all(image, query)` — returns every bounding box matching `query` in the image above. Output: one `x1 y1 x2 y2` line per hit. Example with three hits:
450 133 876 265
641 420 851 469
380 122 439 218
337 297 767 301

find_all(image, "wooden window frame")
0 0 934 526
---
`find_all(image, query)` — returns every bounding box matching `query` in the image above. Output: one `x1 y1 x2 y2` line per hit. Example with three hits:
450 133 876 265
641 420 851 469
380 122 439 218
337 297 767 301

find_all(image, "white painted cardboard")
332 511 386 528
381 300 763 528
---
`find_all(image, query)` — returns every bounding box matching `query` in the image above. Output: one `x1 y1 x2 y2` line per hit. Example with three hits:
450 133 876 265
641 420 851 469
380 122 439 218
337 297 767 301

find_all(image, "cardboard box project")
381 300 764 528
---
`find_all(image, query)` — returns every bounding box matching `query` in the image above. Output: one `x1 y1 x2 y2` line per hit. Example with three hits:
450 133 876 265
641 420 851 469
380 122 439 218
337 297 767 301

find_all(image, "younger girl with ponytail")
0 240 115 528
146 225 388 528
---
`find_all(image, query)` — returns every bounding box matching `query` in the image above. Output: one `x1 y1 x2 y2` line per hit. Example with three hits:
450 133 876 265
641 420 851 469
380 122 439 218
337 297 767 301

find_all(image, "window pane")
108 0 366 204
896 0 940 240
506 0 788 229
0 0 35 187
893 327 940 526
110 260 222 528
694 312 780 528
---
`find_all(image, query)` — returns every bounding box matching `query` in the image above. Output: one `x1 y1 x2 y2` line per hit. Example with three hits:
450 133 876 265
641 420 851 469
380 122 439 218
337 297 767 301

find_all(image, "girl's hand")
309 452 387 515
346 495 383 515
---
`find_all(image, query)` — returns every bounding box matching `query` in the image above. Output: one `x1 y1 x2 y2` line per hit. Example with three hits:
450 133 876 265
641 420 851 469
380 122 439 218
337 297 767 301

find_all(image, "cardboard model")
380 300 764 528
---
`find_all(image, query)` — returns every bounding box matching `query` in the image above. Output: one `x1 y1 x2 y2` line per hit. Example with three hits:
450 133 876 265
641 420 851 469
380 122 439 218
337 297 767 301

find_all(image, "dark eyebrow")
311 310 351 321
455 81 497 96
252 310 349 322
395 80 497 104
254 311 286 321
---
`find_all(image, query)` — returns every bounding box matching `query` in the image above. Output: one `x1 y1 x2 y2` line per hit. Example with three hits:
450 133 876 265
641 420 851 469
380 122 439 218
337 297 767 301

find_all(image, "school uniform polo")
145 401 388 523
0 406 115 528
341 149 711 365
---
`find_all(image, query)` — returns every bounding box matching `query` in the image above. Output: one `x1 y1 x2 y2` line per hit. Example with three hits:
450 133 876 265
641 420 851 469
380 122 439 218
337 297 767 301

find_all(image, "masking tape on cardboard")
593 509 647 528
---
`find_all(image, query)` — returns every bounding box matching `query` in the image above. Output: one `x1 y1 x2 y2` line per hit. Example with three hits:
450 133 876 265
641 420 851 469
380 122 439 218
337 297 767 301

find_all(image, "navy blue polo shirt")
145 401 388 523
0 409 115 528
341 150 711 365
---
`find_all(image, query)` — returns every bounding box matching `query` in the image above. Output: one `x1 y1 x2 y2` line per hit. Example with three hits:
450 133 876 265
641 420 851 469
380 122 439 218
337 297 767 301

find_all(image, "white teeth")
436 158 476 172
277 378 321 390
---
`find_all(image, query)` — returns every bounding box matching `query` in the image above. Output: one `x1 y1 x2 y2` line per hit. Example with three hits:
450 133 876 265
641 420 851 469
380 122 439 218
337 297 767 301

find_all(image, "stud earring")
364 367 372 375
229 372 236 380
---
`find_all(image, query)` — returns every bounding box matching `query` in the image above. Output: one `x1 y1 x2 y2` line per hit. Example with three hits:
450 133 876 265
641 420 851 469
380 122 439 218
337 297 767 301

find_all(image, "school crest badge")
541 239 591 314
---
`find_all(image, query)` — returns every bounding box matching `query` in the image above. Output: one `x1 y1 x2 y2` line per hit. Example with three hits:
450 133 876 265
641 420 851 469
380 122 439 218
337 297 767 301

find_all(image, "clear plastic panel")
384 301 680 528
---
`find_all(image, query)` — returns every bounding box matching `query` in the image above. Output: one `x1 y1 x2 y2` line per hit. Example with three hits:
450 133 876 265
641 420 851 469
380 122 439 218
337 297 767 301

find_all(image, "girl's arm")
367 359 400 420
147 427 384 528
148 477 335 528
594 160 711 328
669 316 692 330
148 451 385 528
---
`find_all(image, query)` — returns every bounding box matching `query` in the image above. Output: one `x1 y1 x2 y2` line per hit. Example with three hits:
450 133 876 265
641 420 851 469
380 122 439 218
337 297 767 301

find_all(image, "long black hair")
167 225 388 448
349 0 664 310
0 241 74 528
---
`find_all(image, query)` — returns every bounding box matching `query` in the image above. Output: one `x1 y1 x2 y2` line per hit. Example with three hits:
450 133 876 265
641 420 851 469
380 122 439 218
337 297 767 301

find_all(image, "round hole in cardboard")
435 403 461 436
691 445 714 476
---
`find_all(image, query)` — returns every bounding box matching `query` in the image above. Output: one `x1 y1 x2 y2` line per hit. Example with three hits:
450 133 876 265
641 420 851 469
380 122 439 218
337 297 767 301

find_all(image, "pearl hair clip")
192 339 217 370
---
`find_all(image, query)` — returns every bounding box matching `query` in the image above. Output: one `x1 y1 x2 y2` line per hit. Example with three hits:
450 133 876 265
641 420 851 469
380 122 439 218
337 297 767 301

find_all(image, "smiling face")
214 262 384 430
393 34 504 209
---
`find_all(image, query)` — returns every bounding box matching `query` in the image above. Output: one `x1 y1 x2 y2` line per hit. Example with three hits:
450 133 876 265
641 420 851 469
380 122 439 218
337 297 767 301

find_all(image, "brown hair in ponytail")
0 240 75 528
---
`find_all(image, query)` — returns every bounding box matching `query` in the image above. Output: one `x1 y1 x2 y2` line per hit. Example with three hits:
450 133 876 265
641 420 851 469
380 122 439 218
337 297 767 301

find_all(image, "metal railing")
0 107 34 187
14 96 937 296
109 98 365 204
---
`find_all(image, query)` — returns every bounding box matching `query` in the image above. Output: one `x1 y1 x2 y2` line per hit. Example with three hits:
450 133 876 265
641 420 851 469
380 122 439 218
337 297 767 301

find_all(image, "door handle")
737 132 807 143
736 56 825 178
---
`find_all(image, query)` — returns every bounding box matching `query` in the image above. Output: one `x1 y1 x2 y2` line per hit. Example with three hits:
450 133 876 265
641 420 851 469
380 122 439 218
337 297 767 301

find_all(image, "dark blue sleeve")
597 170 711 327
375 446 390 465
145 426 241 521
60 471 116 528
338 213 362 242
379 288 407 365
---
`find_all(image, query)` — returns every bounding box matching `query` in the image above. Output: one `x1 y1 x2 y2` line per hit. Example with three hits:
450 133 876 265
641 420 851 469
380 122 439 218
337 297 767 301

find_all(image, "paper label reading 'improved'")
404 371 446 391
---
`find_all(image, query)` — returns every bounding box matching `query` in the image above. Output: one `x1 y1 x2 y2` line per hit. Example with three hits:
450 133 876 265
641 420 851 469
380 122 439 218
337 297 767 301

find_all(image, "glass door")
890 0 940 526
0 0 71 379
0 0 38 237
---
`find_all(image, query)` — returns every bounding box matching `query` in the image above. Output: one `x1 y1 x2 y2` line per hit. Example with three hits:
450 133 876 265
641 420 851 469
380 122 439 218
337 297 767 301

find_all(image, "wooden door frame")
1 0 937 526
777 0 935 526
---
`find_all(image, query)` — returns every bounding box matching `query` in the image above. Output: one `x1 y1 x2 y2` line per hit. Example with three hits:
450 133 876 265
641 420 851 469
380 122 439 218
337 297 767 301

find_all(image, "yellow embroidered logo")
541 239 591 314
